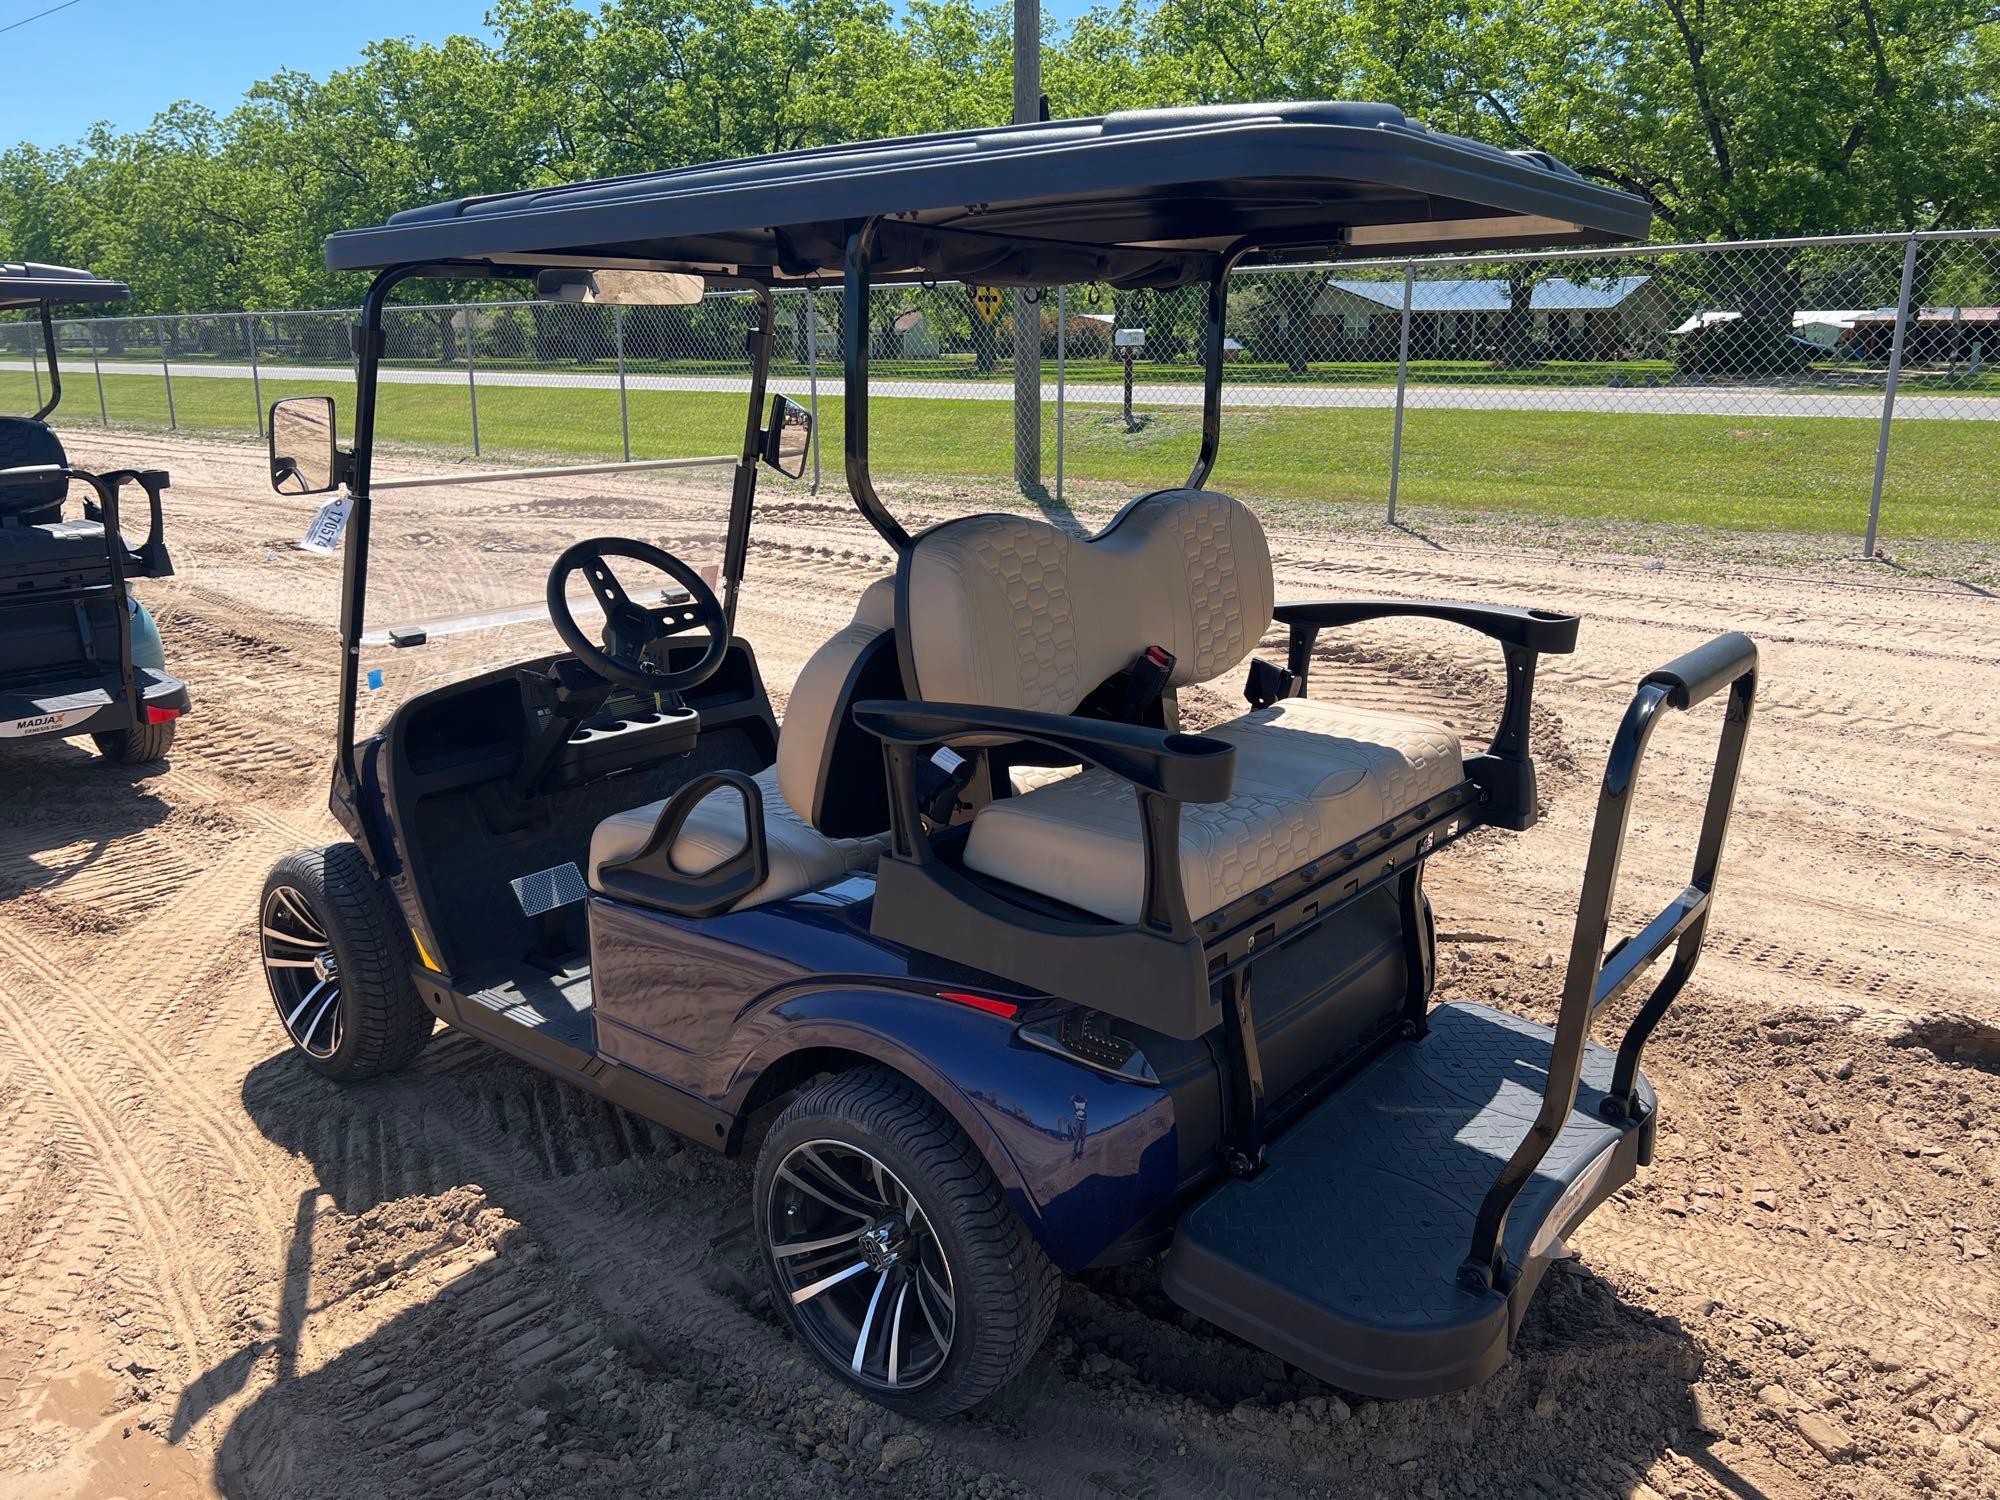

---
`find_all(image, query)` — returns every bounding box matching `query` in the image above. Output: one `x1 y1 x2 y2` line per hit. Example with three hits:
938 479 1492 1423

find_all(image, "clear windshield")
352 457 739 742
338 282 770 741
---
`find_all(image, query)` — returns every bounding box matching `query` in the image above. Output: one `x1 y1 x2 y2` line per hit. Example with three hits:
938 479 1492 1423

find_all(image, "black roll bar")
1458 631 1758 1293
1187 241 1253 492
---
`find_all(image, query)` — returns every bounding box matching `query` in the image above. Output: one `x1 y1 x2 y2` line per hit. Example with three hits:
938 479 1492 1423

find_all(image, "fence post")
464 311 481 456
805 287 821 495
247 313 264 436
1056 284 1067 505
615 305 631 462
1864 234 1920 559
159 317 176 430
89 322 107 425
1386 262 1415 523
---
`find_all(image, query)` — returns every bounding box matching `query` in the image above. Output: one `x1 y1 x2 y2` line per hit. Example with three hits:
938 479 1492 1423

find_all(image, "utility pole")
1012 0 1042 492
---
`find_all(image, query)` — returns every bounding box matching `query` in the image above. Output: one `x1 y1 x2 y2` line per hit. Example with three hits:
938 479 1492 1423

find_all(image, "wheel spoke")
851 1272 888 1373
271 887 325 940
263 955 322 971
788 1260 869 1306
284 977 332 1032
776 1166 873 1221
302 987 341 1053
260 924 322 949
887 1282 908 1387
796 1145 886 1212
770 1227 866 1260
915 1267 951 1350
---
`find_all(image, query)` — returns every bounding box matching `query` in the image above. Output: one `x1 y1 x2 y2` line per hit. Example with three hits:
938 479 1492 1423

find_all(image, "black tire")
259 843 433 1082
754 1067 1059 1417
92 718 176 764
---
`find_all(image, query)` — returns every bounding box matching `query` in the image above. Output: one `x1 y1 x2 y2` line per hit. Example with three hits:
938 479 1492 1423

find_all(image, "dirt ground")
2 429 1997 1500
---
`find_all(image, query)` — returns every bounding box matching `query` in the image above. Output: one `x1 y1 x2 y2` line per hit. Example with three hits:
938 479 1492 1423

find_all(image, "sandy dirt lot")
2 430 1997 1500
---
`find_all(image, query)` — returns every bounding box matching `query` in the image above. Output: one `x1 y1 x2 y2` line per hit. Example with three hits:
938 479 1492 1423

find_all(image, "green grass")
5 367 1995 541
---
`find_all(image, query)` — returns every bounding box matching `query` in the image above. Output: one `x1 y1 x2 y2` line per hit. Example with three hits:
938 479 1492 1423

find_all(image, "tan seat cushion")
589 765 887 909
963 700 1462 924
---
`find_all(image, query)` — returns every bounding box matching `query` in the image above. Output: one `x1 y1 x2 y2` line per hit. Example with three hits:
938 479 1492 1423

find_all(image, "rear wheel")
92 718 176 763
260 844 433 1081
754 1068 1059 1417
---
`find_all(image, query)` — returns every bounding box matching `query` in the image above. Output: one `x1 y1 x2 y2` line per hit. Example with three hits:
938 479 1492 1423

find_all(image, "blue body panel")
586 878 1183 1272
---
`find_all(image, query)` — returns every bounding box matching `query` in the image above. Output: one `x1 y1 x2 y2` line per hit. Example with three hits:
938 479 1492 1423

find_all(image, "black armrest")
593 770 769 918
1273 598 1579 653
853 700 1235 805
1268 597 1582 831
855 699 1235 938
0 463 69 484
90 468 173 577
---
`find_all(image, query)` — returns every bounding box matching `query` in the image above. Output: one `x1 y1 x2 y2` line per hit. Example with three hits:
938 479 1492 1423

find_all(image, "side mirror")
269 396 346 496
761 395 812 479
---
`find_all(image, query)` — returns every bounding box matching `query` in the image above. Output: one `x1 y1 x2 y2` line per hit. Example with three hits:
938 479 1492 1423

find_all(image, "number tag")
297 496 353 556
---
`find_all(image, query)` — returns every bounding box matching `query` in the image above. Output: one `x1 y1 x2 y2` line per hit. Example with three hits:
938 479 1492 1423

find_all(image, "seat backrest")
773 575 903 838
0 417 68 524
898 488 1272 713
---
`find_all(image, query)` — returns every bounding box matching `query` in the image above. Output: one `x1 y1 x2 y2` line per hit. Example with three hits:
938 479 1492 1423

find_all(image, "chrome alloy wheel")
261 885 343 1059
767 1139 956 1390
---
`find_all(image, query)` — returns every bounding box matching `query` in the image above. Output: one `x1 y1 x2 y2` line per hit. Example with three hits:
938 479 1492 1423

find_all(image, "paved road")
6 358 1995 420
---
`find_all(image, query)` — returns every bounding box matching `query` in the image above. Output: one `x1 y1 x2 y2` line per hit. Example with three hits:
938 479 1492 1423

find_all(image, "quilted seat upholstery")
965 699 1462 922
898 491 1464 923
0 416 68 521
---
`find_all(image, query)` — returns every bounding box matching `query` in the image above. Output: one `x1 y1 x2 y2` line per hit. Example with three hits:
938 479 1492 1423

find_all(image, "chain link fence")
3 229 1993 552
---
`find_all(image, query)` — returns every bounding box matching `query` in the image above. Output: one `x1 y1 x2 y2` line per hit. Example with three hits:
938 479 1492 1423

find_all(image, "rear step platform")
1162 1001 1654 1398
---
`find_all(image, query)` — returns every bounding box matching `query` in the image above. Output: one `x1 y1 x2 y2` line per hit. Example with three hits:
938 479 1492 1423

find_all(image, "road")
5 357 1996 419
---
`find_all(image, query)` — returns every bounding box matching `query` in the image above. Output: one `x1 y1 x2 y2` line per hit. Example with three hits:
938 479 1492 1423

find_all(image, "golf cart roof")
0 262 130 311
323 101 1650 288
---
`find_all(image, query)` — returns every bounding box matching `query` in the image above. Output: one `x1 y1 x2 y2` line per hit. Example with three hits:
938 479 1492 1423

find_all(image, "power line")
0 0 86 37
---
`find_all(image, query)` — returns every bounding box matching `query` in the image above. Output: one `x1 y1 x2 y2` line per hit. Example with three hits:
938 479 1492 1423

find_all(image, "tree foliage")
2 0 1994 312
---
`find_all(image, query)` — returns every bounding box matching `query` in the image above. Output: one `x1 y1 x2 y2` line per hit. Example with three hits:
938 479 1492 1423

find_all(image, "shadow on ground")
187 1034 1713 1499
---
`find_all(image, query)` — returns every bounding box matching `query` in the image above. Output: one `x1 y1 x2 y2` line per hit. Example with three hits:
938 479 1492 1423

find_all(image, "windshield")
351 456 738 741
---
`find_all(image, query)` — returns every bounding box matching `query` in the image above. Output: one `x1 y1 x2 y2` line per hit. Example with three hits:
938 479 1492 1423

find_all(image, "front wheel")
260 844 433 1081
754 1068 1059 1418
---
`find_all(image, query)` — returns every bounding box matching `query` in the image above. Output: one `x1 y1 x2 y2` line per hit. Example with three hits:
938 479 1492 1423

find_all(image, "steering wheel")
546 537 728 692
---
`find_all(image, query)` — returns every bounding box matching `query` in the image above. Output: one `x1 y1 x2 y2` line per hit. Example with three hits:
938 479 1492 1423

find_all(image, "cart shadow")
185 1037 1736 1499
0 735 171 902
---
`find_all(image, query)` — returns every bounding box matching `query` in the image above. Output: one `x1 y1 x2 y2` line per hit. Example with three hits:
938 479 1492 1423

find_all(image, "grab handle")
1458 633 1758 1293
1644 630 1757 710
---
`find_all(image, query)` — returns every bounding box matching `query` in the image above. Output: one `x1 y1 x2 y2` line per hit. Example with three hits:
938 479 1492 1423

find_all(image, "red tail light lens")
144 705 183 724
935 990 1020 1019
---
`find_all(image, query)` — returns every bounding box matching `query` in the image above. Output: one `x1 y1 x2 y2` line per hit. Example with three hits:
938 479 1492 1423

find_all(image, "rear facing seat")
897 490 1465 924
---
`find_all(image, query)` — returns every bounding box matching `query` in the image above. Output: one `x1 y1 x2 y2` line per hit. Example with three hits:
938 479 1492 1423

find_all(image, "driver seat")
587 580 899 908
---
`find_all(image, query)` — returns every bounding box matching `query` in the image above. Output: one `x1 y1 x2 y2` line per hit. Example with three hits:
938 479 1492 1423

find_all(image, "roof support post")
31 302 60 421
1187 245 1252 490
1011 0 1043 494
718 277 776 632
841 221 913 553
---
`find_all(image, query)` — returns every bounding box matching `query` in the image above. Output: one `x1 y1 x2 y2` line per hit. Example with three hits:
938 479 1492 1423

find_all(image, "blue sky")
0 0 1100 151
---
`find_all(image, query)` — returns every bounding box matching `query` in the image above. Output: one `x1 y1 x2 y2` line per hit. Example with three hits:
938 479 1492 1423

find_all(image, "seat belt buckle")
1123 644 1176 720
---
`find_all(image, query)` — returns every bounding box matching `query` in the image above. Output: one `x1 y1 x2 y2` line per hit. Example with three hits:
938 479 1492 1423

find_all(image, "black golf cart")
0 263 186 761
257 102 1757 1416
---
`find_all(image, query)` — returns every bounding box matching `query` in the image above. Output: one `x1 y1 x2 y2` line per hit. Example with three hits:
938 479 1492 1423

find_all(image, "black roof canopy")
325 101 1650 289
0 262 130 311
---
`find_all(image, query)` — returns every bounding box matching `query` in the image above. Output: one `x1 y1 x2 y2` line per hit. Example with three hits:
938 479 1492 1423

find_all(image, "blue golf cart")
255 102 1757 1416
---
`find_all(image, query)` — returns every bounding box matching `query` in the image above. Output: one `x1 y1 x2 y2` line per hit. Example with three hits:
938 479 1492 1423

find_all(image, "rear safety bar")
1458 631 1758 1293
